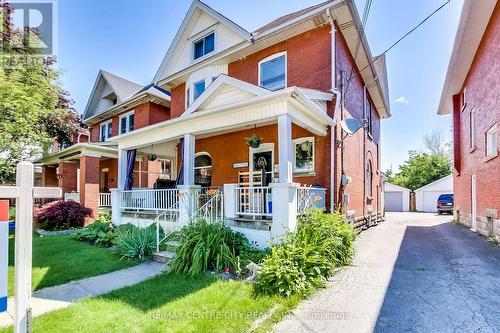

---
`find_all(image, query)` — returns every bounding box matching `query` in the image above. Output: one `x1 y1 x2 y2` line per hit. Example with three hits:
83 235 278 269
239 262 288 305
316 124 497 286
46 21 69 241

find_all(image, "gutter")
326 7 342 213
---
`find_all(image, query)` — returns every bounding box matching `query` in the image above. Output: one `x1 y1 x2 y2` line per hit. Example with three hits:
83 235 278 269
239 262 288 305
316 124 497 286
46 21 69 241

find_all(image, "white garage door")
422 191 443 212
385 192 403 212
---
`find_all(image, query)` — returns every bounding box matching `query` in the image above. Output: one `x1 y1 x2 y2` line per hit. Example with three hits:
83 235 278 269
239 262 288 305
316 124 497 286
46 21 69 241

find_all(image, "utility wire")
350 0 451 80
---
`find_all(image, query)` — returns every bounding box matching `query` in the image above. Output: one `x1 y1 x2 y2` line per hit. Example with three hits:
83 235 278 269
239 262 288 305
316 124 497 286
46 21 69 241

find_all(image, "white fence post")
223 184 237 219
110 189 121 225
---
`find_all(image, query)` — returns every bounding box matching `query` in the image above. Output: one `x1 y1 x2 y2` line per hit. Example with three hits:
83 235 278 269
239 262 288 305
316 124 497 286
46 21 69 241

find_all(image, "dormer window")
119 111 135 135
112 97 117 105
259 52 287 91
99 120 112 142
194 32 215 60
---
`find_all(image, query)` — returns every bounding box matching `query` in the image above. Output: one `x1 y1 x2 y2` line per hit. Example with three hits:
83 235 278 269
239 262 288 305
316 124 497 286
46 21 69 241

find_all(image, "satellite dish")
340 118 363 135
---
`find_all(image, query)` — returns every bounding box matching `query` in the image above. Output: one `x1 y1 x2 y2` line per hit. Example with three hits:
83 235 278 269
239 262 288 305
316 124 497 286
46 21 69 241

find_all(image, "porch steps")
152 240 180 264
152 251 177 264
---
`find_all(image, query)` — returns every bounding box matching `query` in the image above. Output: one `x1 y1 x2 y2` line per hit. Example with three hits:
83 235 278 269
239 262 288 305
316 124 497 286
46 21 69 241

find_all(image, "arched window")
366 161 373 198
195 153 212 187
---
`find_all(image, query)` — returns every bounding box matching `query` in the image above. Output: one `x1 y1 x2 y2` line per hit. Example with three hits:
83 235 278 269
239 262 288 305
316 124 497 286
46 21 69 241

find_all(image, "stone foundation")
455 209 500 242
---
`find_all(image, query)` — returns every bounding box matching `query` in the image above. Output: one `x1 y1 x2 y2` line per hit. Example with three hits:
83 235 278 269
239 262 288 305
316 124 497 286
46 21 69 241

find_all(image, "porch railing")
120 189 179 211
155 200 180 252
191 191 224 223
297 187 327 215
99 193 111 207
235 186 272 219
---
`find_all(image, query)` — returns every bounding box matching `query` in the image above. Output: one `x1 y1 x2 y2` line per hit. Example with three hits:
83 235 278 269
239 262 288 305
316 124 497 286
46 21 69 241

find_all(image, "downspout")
326 8 341 213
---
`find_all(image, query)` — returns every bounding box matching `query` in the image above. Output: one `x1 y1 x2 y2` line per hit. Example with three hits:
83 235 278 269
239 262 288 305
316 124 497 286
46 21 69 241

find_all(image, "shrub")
74 212 115 247
9 207 15 221
34 200 92 230
115 224 157 260
253 209 357 297
169 220 248 276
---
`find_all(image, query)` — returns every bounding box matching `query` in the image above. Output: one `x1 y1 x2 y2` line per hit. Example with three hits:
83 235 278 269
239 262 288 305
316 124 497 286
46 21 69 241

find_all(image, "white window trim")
258 51 287 91
193 79 206 102
486 124 498 158
192 31 216 62
119 110 135 135
292 137 315 174
99 120 112 142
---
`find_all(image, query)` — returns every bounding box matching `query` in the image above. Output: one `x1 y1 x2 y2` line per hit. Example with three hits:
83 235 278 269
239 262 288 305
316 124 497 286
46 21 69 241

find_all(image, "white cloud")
393 96 410 106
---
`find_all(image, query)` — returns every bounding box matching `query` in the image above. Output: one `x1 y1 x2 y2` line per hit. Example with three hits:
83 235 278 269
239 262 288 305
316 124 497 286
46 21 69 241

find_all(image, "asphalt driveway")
274 212 500 333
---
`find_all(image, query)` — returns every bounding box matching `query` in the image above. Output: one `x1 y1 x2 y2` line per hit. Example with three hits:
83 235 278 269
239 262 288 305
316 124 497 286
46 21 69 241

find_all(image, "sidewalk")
0 261 163 328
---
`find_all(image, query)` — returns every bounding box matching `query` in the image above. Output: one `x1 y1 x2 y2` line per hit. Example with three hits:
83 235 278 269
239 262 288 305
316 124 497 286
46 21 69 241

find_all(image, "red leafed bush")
34 200 92 230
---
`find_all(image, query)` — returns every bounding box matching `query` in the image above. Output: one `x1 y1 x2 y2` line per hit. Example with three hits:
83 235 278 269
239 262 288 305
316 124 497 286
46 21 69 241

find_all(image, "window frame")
193 79 206 101
194 152 212 187
258 51 287 91
119 110 135 135
469 109 475 150
99 120 113 142
193 31 215 61
486 124 498 158
366 161 373 198
292 137 315 174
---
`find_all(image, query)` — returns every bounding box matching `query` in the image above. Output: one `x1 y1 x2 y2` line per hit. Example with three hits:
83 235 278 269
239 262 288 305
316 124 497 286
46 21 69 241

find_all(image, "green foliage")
253 209 357 298
8 207 15 220
115 224 158 260
73 212 115 248
169 220 248 276
0 3 81 184
389 151 451 191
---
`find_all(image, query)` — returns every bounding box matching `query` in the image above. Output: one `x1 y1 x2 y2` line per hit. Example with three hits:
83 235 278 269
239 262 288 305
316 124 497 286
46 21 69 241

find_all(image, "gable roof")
82 70 143 120
414 174 453 192
153 0 251 83
437 0 498 115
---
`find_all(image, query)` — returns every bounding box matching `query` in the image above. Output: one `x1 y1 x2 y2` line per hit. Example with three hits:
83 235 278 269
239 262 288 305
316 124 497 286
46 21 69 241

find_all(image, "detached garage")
384 183 411 212
415 175 453 212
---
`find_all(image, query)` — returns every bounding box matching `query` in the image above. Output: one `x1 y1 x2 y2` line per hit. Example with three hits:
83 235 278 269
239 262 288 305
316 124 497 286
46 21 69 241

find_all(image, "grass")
0 274 300 333
8 232 139 296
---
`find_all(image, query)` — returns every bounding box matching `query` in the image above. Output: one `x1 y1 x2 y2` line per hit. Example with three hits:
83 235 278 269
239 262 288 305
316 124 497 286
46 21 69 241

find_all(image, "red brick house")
438 0 499 240
40 70 172 215
41 0 391 248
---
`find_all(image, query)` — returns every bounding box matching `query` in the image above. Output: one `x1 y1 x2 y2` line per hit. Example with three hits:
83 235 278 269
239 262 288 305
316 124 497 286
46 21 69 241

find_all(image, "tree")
0 3 81 183
389 151 451 191
423 128 452 159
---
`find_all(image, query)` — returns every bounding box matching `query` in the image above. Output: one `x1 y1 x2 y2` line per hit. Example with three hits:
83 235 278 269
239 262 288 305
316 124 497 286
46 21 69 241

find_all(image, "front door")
249 143 274 186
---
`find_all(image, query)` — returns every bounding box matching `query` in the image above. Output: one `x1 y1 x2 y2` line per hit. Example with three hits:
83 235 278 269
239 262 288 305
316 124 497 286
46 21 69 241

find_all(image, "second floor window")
194 32 215 60
193 80 206 101
486 124 498 158
99 121 112 142
259 52 286 91
366 98 373 136
120 112 135 135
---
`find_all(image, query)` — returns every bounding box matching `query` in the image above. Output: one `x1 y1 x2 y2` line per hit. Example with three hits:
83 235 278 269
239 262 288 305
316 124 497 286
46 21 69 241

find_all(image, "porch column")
57 162 78 197
183 133 195 186
110 188 121 225
270 182 299 240
79 155 100 223
117 149 127 190
178 133 198 226
278 114 293 183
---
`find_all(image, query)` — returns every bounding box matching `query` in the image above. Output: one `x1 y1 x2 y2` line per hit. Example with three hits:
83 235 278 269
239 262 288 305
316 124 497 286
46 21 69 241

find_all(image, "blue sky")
55 0 463 172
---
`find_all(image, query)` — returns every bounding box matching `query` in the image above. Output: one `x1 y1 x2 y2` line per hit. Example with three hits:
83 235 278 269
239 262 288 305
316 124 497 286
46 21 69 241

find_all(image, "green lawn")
8 232 138 296
1 274 299 333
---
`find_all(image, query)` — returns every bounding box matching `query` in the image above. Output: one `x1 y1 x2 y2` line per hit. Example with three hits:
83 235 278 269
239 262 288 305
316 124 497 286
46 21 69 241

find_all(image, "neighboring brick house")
99 0 392 247
438 0 500 240
39 70 171 218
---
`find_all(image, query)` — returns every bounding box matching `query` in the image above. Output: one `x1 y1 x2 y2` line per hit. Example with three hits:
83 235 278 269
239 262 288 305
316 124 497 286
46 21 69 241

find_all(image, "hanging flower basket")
147 153 157 161
245 134 263 148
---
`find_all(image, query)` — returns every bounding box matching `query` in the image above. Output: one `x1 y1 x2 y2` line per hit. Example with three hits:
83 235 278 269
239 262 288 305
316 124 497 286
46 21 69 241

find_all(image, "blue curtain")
175 138 184 186
124 149 137 190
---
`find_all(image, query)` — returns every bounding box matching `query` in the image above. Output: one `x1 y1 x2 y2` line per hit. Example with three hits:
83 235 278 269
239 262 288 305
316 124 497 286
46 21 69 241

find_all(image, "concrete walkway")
274 212 500 333
0 261 163 328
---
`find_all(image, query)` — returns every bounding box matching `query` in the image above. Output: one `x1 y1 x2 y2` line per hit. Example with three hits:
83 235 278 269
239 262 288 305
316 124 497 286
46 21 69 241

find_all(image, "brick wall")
57 162 78 195
452 3 500 239
79 156 100 222
42 166 58 187
89 102 170 142
99 158 118 190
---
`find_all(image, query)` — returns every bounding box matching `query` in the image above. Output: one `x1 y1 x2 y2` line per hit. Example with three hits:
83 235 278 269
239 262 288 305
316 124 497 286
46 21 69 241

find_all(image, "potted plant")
147 153 157 161
245 134 263 148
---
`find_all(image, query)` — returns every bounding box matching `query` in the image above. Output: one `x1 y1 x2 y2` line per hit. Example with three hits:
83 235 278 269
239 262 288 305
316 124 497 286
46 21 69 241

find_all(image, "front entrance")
249 143 274 186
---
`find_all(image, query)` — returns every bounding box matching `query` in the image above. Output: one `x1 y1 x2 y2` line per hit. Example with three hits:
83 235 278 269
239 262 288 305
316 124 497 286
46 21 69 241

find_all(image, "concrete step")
152 251 176 264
